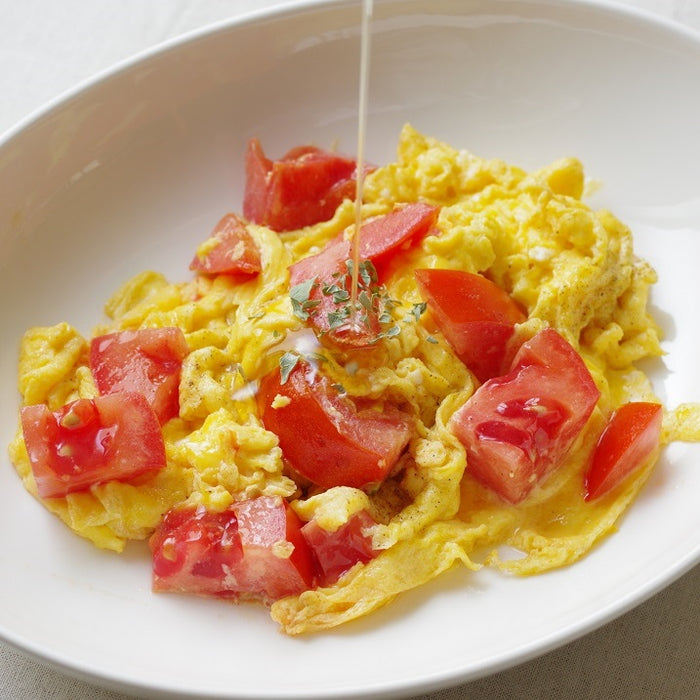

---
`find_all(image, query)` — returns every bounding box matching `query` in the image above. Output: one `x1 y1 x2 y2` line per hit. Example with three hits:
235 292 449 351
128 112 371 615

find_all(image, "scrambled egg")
9 125 700 635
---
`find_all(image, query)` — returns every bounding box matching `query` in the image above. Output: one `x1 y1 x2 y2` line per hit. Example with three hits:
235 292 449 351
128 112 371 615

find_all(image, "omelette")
9 125 700 635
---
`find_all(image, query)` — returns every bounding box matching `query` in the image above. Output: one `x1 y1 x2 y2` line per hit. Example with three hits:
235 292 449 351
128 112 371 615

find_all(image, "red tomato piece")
189 213 262 277
449 328 600 503
352 202 440 270
302 509 377 587
90 327 188 424
584 402 663 501
150 505 244 596
287 203 439 348
243 138 362 231
415 268 527 382
21 393 166 499
289 203 439 288
232 496 316 600
258 359 412 489
150 497 314 602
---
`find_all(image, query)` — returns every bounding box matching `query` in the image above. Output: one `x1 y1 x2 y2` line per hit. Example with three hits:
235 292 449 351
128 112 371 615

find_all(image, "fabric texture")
1 1 698 699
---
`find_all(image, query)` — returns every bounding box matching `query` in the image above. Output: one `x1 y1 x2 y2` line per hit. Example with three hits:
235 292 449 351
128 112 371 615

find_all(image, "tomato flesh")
415 268 526 382
150 497 314 601
302 510 377 587
21 393 166 499
584 402 663 501
90 327 188 424
189 213 262 277
243 139 362 232
232 496 316 600
150 505 244 595
449 329 600 503
258 360 412 489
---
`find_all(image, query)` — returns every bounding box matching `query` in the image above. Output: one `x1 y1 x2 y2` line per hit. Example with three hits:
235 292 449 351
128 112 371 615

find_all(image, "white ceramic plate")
2 1 700 698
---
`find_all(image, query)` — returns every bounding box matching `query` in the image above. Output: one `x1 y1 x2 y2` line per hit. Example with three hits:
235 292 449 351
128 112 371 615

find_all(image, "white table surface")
1 1 699 699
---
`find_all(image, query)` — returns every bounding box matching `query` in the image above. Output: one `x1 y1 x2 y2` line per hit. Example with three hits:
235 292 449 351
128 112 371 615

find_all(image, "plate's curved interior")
1 1 700 698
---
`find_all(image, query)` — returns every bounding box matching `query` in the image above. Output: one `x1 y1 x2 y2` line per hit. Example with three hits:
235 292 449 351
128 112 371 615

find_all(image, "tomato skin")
258 360 412 489
352 203 440 270
449 329 600 503
414 268 526 382
584 402 663 501
189 213 262 277
150 497 314 602
301 510 377 587
21 393 166 499
90 327 188 424
243 138 362 232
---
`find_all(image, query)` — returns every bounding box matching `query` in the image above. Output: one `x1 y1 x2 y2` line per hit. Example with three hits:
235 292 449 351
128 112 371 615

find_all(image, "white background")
1 2 699 699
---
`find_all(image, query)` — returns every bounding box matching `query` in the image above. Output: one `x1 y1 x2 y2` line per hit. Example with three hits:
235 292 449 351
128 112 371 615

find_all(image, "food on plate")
9 125 700 635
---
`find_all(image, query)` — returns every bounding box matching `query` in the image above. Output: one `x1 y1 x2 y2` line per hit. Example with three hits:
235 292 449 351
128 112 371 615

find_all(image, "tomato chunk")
189 213 262 277
449 329 600 503
90 327 188 424
415 268 526 382
302 509 377 587
150 497 314 602
150 505 244 596
288 203 439 348
21 393 166 499
232 496 316 600
584 402 663 501
258 359 412 489
243 139 362 231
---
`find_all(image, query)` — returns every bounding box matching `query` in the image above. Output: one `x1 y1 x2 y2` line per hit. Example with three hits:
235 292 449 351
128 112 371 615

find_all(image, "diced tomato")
232 496 316 600
449 328 600 503
150 497 314 602
584 402 663 501
189 213 262 277
90 327 188 424
150 505 244 596
350 202 440 270
287 203 439 348
415 268 527 382
302 509 377 587
21 393 166 499
258 359 412 489
289 203 439 288
243 138 363 231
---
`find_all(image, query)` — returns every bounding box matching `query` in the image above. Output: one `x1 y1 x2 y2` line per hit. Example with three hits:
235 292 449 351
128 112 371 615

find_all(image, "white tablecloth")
1 1 699 698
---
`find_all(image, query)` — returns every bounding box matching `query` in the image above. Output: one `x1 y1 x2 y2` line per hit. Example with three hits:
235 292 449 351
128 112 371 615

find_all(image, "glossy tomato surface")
258 360 412 489
150 505 244 596
232 496 315 600
189 212 262 276
150 497 314 602
450 329 600 503
302 509 377 587
415 268 526 382
584 402 663 501
21 393 166 498
90 327 188 424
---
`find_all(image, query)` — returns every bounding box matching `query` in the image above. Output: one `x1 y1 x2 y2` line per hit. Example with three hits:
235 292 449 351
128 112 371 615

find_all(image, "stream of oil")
349 0 373 308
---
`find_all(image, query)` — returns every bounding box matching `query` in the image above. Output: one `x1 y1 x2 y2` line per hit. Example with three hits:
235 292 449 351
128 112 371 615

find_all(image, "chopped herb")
290 278 320 321
331 383 346 394
426 335 438 344
406 301 427 322
279 351 300 384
